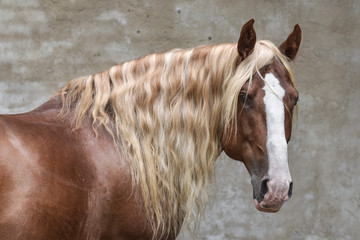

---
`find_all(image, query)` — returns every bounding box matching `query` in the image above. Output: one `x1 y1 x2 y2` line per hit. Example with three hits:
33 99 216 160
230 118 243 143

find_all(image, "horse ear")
237 19 257 62
279 24 302 61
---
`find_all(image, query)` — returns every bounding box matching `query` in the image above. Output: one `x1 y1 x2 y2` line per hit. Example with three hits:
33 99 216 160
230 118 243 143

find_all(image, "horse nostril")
259 178 269 198
288 182 293 198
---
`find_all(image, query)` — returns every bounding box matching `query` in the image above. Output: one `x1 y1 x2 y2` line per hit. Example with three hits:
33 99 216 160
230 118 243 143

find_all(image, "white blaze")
263 73 292 194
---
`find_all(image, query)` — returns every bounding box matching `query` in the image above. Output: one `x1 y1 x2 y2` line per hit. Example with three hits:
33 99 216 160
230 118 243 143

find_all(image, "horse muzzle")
252 176 293 213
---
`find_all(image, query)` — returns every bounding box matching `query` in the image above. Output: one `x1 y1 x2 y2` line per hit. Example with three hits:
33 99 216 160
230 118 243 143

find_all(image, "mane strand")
56 40 294 239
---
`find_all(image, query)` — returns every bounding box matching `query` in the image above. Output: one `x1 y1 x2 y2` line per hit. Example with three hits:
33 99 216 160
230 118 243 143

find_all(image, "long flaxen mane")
56 40 294 239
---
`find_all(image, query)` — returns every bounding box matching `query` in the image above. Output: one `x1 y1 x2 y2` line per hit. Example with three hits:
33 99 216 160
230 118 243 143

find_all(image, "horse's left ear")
279 24 302 61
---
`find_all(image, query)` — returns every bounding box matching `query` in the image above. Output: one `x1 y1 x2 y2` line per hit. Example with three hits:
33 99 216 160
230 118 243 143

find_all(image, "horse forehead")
263 73 286 97
242 74 265 94
259 61 294 93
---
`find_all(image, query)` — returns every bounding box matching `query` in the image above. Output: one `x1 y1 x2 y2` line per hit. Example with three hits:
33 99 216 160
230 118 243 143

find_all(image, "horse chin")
254 199 281 213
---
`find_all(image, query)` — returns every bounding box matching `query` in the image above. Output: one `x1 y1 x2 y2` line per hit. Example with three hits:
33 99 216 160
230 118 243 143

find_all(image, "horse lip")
254 199 281 213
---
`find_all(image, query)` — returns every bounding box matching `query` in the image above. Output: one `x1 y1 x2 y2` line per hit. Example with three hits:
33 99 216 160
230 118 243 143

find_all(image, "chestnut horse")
0 19 301 240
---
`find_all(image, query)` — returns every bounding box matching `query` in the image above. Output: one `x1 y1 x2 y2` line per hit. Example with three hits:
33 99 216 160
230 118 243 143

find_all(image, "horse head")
222 19 301 213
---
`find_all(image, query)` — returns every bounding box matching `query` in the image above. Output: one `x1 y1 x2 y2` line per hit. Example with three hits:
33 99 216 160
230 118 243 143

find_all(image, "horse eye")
240 93 247 104
294 97 299 106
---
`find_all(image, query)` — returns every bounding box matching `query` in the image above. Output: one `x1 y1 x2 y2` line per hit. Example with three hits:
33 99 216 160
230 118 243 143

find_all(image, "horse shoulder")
0 108 155 239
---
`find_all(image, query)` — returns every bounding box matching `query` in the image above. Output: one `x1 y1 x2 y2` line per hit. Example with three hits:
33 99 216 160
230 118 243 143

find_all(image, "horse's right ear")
237 19 257 62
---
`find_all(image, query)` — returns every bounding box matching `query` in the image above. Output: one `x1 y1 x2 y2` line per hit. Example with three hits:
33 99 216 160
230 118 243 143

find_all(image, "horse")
0 19 301 240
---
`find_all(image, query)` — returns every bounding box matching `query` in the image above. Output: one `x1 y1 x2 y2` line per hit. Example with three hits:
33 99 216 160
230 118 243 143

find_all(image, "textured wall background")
0 0 359 239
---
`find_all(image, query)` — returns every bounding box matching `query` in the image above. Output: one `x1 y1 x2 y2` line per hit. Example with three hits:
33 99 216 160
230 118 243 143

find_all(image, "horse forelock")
55 40 294 239
222 40 295 140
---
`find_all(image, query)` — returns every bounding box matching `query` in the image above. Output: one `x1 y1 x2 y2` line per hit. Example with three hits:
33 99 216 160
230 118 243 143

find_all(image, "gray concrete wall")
1 0 359 239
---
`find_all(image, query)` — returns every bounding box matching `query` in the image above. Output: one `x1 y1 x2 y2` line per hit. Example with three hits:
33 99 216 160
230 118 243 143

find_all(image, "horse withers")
0 19 301 240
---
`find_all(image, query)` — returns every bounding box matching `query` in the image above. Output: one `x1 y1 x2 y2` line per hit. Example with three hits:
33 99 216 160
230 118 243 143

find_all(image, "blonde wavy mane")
56 40 293 239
